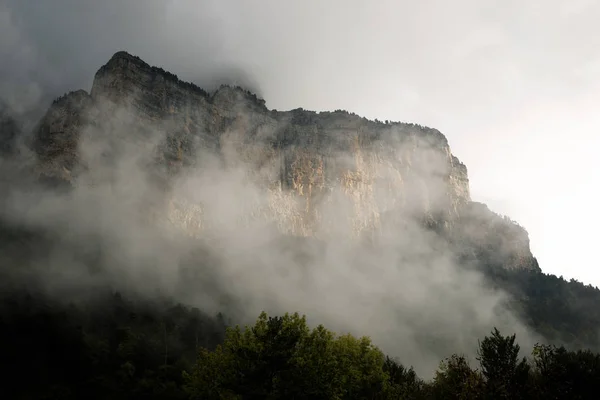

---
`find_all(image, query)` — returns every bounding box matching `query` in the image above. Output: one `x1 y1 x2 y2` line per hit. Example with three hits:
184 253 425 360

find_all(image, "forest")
2 276 600 400
3 208 600 399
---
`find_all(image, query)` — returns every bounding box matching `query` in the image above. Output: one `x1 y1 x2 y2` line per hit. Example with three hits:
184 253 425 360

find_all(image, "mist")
0 74 542 378
3 0 600 288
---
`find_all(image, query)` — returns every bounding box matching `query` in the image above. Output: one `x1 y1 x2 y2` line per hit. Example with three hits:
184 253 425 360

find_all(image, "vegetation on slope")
3 290 600 399
3 214 600 398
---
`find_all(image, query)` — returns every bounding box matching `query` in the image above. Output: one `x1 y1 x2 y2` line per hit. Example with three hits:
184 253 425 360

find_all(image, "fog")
0 84 539 377
2 0 599 285
2 0 594 375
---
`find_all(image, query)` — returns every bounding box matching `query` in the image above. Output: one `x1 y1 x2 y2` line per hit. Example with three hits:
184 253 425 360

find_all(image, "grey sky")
2 0 599 285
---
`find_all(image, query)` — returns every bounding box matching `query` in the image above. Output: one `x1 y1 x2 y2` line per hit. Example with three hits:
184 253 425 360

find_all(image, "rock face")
30 51 537 270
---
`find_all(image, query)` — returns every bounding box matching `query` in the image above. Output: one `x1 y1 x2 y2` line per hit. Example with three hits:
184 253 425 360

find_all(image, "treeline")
1 289 226 400
184 313 600 399
3 288 600 399
483 261 600 350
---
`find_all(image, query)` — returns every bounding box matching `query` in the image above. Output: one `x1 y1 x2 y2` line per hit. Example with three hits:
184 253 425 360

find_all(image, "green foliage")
383 356 427 399
183 322 600 399
4 291 600 399
477 328 531 399
483 266 600 349
183 311 403 399
432 354 484 399
531 343 600 399
428 329 600 399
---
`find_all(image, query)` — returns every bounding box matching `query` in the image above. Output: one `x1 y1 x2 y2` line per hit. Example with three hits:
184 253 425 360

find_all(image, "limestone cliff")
31 51 537 271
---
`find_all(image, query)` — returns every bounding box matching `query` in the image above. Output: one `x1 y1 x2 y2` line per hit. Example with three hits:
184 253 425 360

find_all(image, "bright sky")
2 0 599 286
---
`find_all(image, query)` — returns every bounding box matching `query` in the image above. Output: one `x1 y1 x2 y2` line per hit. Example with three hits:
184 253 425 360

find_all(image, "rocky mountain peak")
26 51 538 271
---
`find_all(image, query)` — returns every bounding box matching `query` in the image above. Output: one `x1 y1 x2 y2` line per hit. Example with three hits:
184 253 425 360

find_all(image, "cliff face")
31 51 536 270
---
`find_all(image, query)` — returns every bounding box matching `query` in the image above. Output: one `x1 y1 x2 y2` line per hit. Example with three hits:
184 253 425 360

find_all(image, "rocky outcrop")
452 202 538 270
35 90 94 181
31 51 537 271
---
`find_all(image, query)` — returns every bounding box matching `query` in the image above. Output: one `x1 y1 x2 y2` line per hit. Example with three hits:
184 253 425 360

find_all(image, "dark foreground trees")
3 293 600 399
182 312 600 400
183 312 423 399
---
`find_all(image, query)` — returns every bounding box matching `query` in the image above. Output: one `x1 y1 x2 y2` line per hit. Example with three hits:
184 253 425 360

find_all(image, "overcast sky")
2 0 599 286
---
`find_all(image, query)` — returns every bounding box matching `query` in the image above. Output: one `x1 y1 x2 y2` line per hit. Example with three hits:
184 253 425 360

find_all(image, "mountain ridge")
27 50 537 271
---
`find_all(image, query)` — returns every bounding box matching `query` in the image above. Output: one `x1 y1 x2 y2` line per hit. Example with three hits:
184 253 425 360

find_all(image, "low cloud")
0 88 538 376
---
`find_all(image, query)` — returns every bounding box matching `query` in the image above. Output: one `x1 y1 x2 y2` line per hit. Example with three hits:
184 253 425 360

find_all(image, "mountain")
32 50 536 270
2 51 600 398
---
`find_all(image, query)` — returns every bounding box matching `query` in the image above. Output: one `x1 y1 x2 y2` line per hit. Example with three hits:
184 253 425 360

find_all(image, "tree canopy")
3 289 600 399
